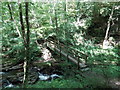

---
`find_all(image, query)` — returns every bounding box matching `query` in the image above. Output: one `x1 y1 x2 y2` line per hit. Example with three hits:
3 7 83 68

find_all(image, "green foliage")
1 1 120 89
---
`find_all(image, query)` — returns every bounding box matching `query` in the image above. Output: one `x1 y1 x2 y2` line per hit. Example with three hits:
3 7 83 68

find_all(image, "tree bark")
19 2 26 43
23 2 30 88
64 0 69 59
103 5 115 49
18 2 30 87
104 6 114 40
54 9 58 31
7 3 13 21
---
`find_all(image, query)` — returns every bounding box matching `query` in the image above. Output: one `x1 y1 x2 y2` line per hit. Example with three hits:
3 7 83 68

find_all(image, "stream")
1 65 63 89
1 46 63 89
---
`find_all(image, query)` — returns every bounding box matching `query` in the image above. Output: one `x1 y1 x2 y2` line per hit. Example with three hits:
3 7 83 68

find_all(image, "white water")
38 72 61 81
0 72 5 75
5 80 14 88
38 72 50 80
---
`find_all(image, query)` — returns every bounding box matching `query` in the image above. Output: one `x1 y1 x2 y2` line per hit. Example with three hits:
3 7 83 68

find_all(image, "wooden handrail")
47 39 88 60
47 40 88 68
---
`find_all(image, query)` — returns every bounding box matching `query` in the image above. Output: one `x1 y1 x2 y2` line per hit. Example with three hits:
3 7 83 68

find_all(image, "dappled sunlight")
73 33 84 45
41 48 55 62
73 19 87 29
1 1 120 89
84 46 119 65
93 49 116 55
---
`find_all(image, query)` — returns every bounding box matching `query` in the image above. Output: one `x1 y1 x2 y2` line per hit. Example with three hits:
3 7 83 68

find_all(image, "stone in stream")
2 80 14 88
5 84 14 88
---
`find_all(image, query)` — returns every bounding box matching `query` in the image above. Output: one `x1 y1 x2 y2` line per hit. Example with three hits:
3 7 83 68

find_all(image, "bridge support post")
60 44 61 60
54 41 56 52
67 49 69 62
77 56 80 70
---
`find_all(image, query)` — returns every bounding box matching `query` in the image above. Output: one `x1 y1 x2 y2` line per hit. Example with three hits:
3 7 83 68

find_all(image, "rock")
2 79 14 88
103 40 114 49
5 84 14 88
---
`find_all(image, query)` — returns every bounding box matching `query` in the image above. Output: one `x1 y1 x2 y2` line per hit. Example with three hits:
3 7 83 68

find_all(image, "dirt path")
82 68 120 88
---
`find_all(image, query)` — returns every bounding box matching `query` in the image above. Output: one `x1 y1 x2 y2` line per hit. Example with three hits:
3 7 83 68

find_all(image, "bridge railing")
46 39 88 69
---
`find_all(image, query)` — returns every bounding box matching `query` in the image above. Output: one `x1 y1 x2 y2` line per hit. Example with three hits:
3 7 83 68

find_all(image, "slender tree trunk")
7 3 14 34
53 1 58 41
19 2 26 43
76 1 80 21
53 1 56 31
7 3 13 21
103 6 114 49
64 0 67 13
23 2 30 88
8 3 21 37
64 0 67 40
18 2 29 87
55 9 58 31
64 0 67 37
64 0 69 61
104 6 114 40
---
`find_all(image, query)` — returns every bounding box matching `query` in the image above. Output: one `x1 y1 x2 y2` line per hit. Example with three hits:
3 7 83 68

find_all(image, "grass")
27 78 83 88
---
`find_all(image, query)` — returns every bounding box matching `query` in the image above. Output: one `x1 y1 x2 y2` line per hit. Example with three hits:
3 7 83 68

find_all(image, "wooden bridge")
46 39 89 70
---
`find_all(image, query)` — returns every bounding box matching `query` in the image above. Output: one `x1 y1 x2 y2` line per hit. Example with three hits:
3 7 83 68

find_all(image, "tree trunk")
54 9 58 31
103 6 114 49
18 2 30 88
104 6 114 40
7 3 13 21
8 3 21 37
23 2 30 88
19 2 26 43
